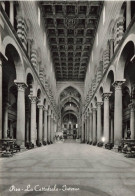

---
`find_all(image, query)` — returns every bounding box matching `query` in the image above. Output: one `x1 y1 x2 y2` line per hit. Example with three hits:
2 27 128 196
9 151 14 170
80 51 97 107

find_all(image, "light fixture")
101 137 105 142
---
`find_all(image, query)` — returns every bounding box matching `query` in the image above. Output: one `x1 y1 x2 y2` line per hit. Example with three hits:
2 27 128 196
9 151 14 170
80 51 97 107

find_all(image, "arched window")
5 1 10 18
131 1 135 19
13 2 18 31
120 2 126 32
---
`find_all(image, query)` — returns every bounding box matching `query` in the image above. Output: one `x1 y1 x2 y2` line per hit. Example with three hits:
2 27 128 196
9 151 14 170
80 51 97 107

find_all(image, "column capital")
15 81 27 91
103 92 112 101
29 95 37 104
97 102 103 107
37 104 44 109
110 38 114 42
112 80 125 90
43 106 48 111
92 107 97 112
128 103 135 111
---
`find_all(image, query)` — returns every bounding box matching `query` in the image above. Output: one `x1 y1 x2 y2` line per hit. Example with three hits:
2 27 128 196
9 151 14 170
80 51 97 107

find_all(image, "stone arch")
104 70 114 92
106 65 116 81
57 83 83 102
1 36 24 71
98 86 103 102
37 87 43 104
25 68 37 95
25 68 35 84
2 36 25 82
116 37 135 80
26 73 34 95
63 112 77 119
93 96 97 107
61 97 79 108
43 97 47 107
90 102 93 110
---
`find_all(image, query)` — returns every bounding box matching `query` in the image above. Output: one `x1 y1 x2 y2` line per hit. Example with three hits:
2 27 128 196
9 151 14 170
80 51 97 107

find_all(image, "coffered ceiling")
41 1 103 81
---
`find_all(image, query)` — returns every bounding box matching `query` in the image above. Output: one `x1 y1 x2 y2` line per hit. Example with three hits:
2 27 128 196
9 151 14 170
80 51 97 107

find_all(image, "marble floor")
0 140 135 196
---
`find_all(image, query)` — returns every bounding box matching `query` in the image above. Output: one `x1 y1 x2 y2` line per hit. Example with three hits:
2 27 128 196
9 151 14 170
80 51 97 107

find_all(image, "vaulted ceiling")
59 86 81 119
41 1 103 81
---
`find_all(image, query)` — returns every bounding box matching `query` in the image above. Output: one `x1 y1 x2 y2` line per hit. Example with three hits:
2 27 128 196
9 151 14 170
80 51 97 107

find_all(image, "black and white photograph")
0 0 135 195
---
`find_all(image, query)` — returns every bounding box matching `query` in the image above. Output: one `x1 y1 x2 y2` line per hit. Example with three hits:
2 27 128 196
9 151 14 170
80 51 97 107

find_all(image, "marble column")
103 93 112 144
77 117 79 138
129 103 135 139
47 114 51 143
126 1 131 28
16 83 27 146
10 122 13 138
10 1 14 26
38 104 43 144
29 96 37 145
3 102 10 138
113 81 125 145
110 115 114 143
0 59 2 139
81 115 84 142
53 118 56 141
92 108 97 143
26 115 30 143
50 115 54 143
97 102 103 142
87 114 90 143
89 112 93 143
76 128 78 138
85 116 87 142
43 107 48 142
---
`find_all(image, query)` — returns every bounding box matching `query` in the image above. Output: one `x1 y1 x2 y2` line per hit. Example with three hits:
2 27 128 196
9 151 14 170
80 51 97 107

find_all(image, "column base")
16 140 25 146
104 142 114 150
92 141 97 146
47 141 50 145
20 144 26 150
113 144 119 152
31 140 36 146
43 141 47 145
36 140 42 147
25 142 34 149
97 141 104 147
